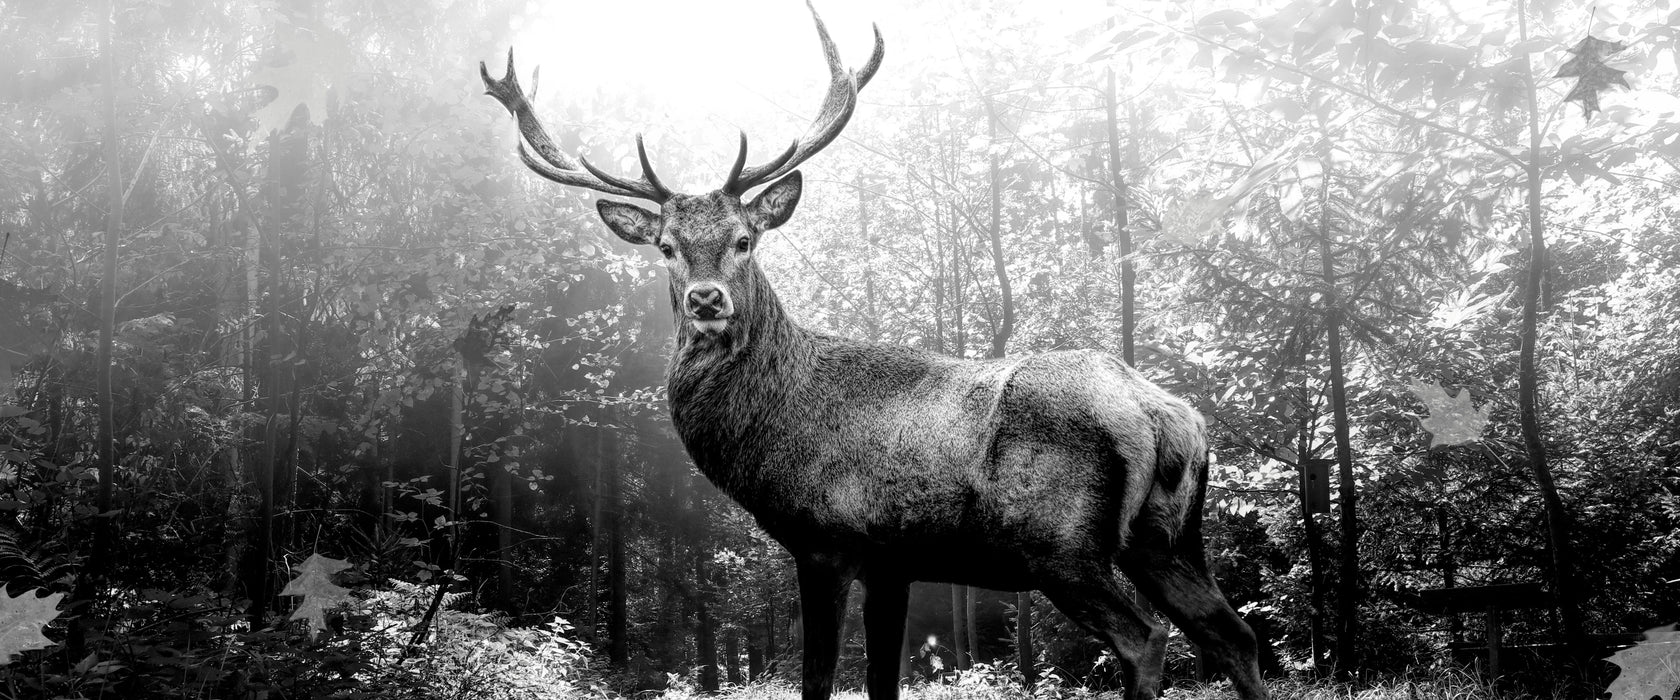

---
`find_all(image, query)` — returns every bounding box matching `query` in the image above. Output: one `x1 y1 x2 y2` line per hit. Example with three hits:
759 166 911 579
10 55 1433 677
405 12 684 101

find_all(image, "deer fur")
585 185 1268 700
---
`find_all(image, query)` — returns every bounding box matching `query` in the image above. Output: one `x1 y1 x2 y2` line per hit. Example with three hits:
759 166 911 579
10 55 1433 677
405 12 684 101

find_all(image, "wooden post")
1485 606 1502 680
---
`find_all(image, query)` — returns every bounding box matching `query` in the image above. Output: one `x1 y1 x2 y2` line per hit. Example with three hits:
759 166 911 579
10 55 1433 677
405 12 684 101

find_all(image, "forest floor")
649 673 1544 700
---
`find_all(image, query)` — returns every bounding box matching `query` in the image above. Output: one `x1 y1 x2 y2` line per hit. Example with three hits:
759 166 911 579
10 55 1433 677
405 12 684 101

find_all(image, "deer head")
480 1 883 340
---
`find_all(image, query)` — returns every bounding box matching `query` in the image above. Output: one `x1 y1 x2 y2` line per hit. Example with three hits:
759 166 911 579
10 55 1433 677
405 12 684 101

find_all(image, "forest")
1 0 1678 698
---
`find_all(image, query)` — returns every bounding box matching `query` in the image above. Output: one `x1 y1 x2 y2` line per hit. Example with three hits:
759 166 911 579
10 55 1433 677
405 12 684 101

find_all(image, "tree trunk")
748 628 765 681
859 179 880 342
1516 0 1585 651
494 457 514 608
694 480 719 692
697 554 719 691
1315 153 1360 675
1299 418 1329 674
604 425 629 668
965 585 979 666
1017 591 1035 684
586 429 603 640
950 584 968 670
726 626 744 685
1103 65 1134 367
69 0 122 655
984 98 1014 360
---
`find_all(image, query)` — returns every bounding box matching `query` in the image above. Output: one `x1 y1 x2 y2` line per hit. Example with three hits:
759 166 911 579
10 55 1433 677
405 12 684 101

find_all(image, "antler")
722 0 885 196
480 50 674 203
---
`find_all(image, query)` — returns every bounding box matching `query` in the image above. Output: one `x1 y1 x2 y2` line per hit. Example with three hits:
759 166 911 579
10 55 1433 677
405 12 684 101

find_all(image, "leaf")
1555 35 1630 119
1408 381 1489 448
0 588 63 666
1605 624 1680 700
278 553 353 637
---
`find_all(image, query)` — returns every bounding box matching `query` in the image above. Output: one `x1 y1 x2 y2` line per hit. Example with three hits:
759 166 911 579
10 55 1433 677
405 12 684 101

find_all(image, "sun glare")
504 0 896 192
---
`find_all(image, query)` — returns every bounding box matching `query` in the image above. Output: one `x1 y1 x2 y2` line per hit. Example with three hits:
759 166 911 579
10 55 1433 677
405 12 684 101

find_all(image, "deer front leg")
797 555 857 700
862 574 909 700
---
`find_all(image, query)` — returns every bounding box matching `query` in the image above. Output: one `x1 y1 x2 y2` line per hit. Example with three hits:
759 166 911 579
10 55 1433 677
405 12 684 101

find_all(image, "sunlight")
504 0 898 191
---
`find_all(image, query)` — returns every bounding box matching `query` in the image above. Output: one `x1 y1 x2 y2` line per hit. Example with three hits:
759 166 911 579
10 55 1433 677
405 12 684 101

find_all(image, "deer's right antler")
480 50 674 203
722 0 884 196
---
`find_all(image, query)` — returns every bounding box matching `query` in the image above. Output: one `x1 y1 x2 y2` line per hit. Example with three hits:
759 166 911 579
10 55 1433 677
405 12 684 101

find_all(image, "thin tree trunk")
69 0 122 655
1299 419 1329 674
1315 151 1360 675
950 584 968 670
494 452 514 607
748 627 765 681
1103 65 1134 367
859 179 879 342
586 429 603 640
965 585 978 666
984 99 1014 360
1017 591 1034 684
694 478 719 692
697 553 719 691
406 354 466 652
604 425 629 668
1516 0 1584 651
726 626 743 685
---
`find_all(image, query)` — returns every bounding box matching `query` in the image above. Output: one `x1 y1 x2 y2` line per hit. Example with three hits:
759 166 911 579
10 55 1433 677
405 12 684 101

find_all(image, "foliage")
0 588 61 666
3 0 1680 696
1605 625 1680 700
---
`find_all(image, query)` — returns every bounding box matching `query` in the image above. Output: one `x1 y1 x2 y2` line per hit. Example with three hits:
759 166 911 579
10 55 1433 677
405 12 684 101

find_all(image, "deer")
479 4 1266 700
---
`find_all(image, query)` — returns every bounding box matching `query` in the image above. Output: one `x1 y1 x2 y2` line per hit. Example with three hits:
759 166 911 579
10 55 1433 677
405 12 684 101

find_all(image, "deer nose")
685 285 729 319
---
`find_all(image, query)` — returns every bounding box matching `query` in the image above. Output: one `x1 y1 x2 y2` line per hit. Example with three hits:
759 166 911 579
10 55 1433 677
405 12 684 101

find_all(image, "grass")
650 668 1560 700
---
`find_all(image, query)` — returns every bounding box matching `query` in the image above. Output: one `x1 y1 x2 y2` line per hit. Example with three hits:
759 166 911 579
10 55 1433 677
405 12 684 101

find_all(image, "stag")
480 5 1266 700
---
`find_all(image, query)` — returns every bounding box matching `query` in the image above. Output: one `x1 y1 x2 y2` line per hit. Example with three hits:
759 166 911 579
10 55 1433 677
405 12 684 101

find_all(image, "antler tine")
481 49 673 203
725 132 749 192
726 1 884 195
723 133 799 196
635 135 673 200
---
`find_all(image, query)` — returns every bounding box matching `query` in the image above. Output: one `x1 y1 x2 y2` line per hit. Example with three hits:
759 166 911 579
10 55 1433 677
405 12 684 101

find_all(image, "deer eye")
736 236 752 253
658 242 675 257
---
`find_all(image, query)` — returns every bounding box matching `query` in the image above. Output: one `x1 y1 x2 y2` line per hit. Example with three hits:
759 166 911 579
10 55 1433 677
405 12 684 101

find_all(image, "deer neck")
665 270 814 481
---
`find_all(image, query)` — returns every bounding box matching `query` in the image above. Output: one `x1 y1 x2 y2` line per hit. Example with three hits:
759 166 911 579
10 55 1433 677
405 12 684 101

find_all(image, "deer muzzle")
684 283 733 334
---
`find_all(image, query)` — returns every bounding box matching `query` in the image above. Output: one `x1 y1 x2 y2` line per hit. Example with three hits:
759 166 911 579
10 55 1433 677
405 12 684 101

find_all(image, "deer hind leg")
1122 551 1268 700
1041 571 1167 700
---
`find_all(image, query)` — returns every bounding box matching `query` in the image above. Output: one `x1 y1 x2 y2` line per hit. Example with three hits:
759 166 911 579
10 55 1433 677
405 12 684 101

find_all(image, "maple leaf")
249 21 355 134
1555 35 1630 119
1407 380 1489 448
279 553 353 637
1605 624 1680 700
0 588 63 666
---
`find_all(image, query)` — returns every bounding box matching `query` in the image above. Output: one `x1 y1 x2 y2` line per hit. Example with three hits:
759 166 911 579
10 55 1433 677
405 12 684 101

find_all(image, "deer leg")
861 575 908 700
797 556 856 700
1041 572 1167 700
1123 552 1268 700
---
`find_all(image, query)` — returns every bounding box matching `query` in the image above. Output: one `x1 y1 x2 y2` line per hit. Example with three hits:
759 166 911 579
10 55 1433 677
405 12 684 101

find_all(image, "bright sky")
504 0 909 192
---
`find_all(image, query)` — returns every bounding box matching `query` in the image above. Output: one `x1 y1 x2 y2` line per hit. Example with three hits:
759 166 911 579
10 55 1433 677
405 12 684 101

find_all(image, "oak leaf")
1407 380 1489 448
1555 36 1630 119
0 588 62 665
1605 624 1680 700
279 553 353 636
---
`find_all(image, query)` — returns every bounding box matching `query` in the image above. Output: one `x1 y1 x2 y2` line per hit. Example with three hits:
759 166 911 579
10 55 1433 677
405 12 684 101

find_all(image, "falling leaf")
1407 380 1489 448
1605 624 1680 700
1555 36 1630 119
279 553 353 636
249 21 356 134
0 588 63 666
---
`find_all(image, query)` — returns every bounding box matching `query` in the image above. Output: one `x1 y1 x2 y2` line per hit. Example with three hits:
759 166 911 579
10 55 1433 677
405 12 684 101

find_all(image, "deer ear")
745 171 802 233
597 200 660 245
